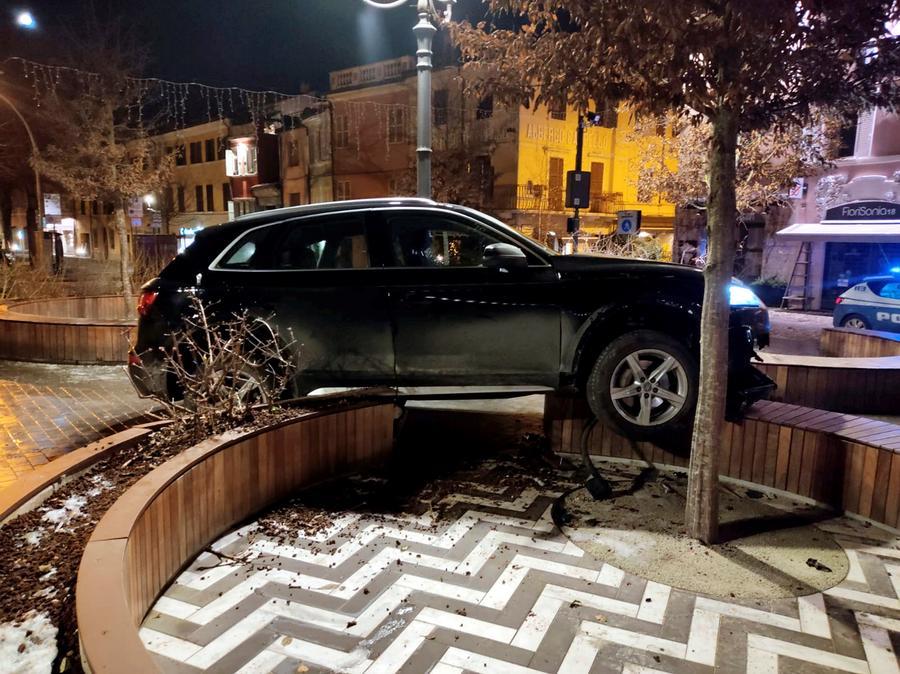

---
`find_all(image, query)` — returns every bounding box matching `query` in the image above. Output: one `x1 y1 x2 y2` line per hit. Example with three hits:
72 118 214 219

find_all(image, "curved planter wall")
0 295 134 364
77 401 396 674
821 326 900 358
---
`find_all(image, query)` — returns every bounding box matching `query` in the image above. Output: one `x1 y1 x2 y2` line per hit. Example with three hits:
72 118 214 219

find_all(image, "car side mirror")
483 243 528 272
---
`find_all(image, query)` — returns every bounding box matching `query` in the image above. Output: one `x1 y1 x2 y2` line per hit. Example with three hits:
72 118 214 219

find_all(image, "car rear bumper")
126 349 168 400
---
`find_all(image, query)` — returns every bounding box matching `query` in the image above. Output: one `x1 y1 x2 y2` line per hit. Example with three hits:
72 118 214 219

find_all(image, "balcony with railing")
329 56 416 92
492 184 625 213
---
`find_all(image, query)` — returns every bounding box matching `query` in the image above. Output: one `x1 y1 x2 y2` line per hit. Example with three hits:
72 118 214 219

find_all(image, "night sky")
2 1 488 93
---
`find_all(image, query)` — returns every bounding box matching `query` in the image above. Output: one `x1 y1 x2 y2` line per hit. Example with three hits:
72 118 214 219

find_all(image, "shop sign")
43 193 62 216
825 200 899 221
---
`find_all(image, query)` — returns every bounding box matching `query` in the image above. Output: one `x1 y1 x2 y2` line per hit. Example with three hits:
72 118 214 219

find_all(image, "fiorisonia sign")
825 200 900 221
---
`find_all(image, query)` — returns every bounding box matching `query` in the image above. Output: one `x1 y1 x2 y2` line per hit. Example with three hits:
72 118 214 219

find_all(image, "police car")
833 274 900 333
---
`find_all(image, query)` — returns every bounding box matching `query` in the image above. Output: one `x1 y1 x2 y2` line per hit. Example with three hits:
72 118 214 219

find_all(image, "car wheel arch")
568 304 699 389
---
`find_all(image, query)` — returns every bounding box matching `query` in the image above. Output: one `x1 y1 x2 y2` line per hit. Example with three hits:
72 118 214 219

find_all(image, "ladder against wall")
780 241 811 310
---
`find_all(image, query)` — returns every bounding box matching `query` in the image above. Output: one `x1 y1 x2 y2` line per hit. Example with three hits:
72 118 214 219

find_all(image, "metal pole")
413 3 436 199
0 91 44 261
573 115 584 253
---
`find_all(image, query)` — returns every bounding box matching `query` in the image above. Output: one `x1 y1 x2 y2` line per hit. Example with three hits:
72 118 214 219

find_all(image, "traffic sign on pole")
616 210 642 235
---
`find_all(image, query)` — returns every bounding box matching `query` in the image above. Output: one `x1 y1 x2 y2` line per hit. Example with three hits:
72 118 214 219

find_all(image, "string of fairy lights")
4 56 510 157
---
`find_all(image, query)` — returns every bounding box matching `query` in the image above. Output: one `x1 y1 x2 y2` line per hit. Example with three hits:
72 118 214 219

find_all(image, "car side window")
877 281 900 300
387 214 501 268
218 226 276 269
274 216 369 270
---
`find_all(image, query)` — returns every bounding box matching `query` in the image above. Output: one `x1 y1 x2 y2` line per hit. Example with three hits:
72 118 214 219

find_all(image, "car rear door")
204 210 395 391
374 208 560 387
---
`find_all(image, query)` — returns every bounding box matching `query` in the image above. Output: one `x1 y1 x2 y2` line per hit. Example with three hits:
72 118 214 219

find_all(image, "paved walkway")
0 360 159 491
140 403 900 673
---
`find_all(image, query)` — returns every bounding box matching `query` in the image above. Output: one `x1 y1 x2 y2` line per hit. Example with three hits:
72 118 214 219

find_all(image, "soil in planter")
558 465 851 599
0 405 310 674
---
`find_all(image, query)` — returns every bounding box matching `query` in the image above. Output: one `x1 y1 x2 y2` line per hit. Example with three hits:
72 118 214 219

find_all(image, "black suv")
129 198 772 438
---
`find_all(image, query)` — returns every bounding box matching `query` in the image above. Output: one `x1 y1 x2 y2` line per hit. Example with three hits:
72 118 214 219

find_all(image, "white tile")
364 620 434 674
153 596 201 621
694 597 801 632
826 586 900 611
685 608 719 666
271 637 372 674
480 563 529 610
745 646 779 674
858 623 899 674
544 585 640 618
844 549 867 584
557 632 599 674
797 594 831 639
597 564 626 588
416 608 517 644
621 664 674 674
580 621 688 659
139 627 202 662
186 610 276 669
747 634 869 673
856 611 900 632
637 582 671 624
428 665 464 674
511 594 562 650
395 573 485 604
439 646 549 674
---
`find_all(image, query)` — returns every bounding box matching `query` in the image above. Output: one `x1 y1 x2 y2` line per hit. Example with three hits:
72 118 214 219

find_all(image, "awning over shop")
776 221 900 242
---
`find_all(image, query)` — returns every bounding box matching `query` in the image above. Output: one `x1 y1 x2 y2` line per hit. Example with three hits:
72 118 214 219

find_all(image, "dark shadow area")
717 507 840 544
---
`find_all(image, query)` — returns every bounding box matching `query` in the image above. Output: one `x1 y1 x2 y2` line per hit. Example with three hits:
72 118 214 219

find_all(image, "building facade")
154 120 232 252
325 57 676 244
773 108 900 310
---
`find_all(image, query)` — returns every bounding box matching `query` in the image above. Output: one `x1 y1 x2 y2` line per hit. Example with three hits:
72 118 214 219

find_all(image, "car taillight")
137 291 158 317
834 297 843 304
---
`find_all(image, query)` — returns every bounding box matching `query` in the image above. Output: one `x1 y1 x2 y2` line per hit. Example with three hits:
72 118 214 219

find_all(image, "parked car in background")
129 198 773 440
833 274 900 333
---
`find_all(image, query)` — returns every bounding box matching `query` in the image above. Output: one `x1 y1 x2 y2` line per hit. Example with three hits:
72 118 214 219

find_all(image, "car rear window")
158 227 236 281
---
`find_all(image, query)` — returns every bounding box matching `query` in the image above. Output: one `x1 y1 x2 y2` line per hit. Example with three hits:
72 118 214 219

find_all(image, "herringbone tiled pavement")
141 456 900 674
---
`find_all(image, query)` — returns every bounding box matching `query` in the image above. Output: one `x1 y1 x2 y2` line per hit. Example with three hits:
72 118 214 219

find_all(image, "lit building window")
388 106 407 144
335 115 350 149
336 180 351 201
226 142 258 177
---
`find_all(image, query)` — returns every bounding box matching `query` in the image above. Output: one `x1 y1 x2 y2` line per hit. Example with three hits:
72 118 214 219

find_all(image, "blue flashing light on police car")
833 274 900 333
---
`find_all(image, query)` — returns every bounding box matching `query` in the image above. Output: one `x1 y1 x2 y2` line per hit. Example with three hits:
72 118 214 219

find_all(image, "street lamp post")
0 89 44 262
361 0 455 199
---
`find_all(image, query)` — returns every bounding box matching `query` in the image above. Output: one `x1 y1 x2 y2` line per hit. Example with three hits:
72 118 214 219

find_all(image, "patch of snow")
361 618 406 646
31 587 56 600
84 475 113 498
24 531 42 546
0 611 57 674
41 495 87 532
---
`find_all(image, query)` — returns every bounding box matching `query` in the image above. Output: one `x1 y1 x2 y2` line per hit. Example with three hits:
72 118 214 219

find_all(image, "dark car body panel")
129 198 771 411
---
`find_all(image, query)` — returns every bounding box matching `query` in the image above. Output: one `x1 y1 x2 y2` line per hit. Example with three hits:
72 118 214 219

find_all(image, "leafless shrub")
147 296 298 433
0 260 68 301
585 234 666 262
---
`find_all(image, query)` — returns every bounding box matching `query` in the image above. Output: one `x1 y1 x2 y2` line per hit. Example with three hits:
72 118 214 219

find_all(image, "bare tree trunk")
115 205 133 317
684 107 738 544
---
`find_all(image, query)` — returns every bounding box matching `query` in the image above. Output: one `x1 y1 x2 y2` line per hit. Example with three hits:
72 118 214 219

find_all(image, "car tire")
840 314 870 330
585 330 698 440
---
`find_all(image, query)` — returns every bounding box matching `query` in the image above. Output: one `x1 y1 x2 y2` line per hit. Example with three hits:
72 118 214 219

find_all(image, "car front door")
376 209 560 387
205 211 395 392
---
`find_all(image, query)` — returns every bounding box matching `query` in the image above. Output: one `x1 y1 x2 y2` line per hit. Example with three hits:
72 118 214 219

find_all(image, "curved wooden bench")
755 352 900 415
77 400 397 674
821 326 900 358
0 295 135 364
545 394 900 530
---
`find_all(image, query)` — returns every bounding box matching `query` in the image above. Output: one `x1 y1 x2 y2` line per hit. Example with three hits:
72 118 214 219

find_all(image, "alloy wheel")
609 348 689 427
